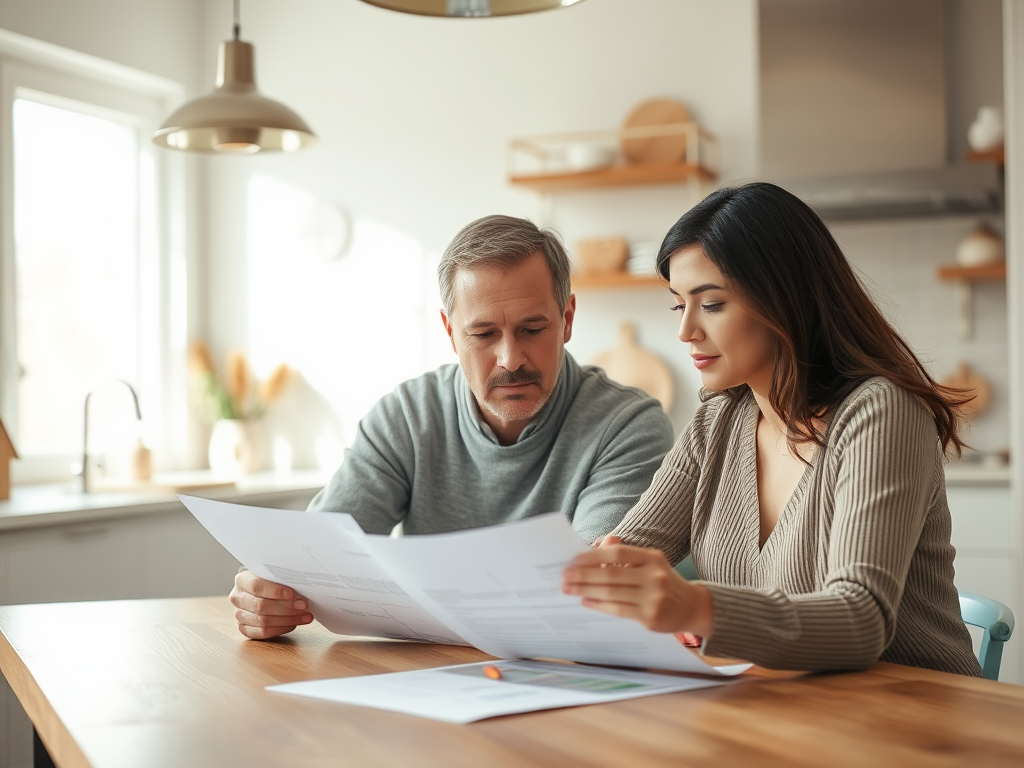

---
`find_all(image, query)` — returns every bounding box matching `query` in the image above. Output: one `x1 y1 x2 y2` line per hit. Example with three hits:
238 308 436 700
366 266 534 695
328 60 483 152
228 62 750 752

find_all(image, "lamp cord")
233 0 240 40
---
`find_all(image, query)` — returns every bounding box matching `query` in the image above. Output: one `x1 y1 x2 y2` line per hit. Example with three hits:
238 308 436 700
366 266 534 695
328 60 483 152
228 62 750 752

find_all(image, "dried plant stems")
186 342 292 424
225 350 252 407
259 363 292 405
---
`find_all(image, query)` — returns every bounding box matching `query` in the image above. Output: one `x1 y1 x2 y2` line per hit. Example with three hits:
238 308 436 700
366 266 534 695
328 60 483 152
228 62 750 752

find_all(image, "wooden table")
2 596 1024 768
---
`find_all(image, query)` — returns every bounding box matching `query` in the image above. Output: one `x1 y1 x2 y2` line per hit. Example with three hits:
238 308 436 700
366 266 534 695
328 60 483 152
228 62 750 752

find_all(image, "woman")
562 182 982 676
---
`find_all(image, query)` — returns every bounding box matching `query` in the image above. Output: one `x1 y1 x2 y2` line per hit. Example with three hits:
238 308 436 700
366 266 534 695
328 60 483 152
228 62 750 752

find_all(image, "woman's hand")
562 538 715 638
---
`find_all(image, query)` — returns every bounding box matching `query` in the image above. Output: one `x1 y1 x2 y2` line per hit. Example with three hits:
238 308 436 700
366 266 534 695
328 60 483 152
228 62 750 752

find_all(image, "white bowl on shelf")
627 256 658 275
565 143 617 172
627 242 660 272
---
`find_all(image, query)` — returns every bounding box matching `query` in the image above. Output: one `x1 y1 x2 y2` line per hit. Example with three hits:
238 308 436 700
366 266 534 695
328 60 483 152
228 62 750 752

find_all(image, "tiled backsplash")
830 214 1009 455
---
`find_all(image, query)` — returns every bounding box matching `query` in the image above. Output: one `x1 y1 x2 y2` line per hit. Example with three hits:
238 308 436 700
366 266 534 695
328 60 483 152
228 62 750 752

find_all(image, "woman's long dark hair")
656 182 967 456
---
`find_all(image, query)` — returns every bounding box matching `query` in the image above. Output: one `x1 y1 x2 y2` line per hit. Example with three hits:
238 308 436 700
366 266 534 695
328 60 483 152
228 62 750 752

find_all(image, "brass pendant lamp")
153 0 315 154
358 0 587 18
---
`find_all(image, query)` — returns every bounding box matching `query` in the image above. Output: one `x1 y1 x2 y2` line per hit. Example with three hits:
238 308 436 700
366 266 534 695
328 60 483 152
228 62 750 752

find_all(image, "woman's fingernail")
294 599 307 610
301 614 313 623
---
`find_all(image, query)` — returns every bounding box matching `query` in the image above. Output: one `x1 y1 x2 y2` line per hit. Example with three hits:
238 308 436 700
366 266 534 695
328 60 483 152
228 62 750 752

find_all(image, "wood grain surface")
3 596 1024 768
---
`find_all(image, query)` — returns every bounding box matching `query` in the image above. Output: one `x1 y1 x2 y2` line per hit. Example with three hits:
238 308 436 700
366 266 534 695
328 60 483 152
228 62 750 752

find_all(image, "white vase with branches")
188 343 292 476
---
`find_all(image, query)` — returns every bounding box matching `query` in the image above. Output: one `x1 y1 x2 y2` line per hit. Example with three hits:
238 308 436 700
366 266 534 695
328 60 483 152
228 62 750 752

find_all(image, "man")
231 214 675 639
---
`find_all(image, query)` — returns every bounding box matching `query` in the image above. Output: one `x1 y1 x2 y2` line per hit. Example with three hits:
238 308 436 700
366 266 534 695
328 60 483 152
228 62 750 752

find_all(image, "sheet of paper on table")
268 659 737 723
180 495 750 677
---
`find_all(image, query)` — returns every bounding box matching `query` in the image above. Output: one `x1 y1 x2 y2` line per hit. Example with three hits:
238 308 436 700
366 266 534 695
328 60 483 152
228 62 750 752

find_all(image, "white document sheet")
355 513 748 676
180 496 749 677
179 495 468 645
268 659 736 723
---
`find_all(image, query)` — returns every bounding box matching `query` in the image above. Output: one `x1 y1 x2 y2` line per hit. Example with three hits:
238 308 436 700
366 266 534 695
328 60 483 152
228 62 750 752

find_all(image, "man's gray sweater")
307 352 675 542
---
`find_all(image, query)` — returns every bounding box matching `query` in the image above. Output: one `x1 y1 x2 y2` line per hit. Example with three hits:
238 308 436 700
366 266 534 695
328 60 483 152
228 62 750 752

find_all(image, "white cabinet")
0 519 141 605
0 507 245 606
946 482 1020 685
0 488 318 768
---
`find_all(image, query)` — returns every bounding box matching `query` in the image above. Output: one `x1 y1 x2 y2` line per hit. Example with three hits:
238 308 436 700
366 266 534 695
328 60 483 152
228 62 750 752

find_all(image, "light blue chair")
677 558 1014 681
959 591 1015 681
675 556 699 581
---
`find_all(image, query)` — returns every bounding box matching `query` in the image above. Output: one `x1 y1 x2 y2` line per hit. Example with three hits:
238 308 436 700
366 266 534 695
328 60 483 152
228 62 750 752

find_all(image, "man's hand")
562 541 714 638
229 570 314 640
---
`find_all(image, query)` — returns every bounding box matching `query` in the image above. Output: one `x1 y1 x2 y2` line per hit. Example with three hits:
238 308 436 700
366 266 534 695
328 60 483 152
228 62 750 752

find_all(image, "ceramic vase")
968 106 1004 152
208 418 267 476
956 223 1005 267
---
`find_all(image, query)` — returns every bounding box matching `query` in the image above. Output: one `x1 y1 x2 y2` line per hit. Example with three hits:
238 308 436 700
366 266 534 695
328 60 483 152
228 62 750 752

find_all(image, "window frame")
0 28 190 484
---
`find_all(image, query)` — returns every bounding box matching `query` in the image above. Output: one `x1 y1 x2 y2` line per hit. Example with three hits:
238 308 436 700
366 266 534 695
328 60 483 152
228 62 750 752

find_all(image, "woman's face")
668 245 775 394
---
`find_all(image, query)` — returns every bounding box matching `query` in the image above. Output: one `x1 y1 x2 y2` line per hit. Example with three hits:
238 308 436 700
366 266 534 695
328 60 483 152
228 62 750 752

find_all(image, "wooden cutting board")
940 362 990 420
620 98 691 165
591 323 674 412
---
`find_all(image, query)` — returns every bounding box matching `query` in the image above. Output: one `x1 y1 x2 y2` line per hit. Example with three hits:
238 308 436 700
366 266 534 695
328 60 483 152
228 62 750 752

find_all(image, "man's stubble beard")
479 387 549 425
477 353 563 426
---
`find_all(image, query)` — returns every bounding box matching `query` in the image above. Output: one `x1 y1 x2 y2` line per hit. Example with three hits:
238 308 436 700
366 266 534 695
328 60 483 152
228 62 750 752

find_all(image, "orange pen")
483 664 503 680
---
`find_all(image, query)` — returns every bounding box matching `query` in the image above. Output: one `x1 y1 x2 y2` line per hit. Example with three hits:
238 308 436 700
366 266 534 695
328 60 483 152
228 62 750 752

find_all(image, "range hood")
759 0 1004 222
772 163 1003 222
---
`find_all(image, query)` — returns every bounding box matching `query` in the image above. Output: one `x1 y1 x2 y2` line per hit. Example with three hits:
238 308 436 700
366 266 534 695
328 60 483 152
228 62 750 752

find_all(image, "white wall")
199 0 759 433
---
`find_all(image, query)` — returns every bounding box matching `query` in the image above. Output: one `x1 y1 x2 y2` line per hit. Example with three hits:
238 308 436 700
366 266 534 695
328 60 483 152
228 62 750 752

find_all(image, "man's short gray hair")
438 215 572 315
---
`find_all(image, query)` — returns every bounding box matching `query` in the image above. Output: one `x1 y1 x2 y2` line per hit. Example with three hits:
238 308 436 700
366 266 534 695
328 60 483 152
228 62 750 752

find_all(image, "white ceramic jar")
968 106 1005 152
956 223 1005 267
208 418 267 476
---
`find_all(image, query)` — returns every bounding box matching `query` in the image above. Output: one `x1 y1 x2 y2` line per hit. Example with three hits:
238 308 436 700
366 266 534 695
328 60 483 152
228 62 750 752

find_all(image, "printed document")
180 496 749 677
268 659 738 723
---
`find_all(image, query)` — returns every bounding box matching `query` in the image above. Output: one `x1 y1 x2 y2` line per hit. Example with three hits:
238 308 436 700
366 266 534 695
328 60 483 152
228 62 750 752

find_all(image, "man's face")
441 252 575 442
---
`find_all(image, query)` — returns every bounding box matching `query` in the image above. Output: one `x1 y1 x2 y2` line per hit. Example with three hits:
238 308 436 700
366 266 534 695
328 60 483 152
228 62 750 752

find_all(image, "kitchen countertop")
0 463 1008 535
943 463 1011 486
0 470 331 532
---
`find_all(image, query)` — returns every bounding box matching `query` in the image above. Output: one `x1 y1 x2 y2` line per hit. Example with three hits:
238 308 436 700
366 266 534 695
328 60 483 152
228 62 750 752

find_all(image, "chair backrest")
675 556 699 581
958 592 1014 681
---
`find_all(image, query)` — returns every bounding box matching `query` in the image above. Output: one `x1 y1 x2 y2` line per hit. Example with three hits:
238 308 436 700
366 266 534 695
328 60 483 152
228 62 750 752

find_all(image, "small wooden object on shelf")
576 237 629 274
570 272 666 290
591 323 675 412
0 417 17 501
940 362 990 421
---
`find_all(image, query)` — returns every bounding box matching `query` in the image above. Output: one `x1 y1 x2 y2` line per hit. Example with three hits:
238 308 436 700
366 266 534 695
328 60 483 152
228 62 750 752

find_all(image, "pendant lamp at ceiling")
357 0 587 17
152 0 315 154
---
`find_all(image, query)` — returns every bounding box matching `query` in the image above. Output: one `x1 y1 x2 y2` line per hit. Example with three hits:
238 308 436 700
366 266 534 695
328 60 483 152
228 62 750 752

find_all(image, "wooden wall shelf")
936 262 1007 281
966 146 1005 166
510 162 715 194
507 121 719 195
571 272 666 290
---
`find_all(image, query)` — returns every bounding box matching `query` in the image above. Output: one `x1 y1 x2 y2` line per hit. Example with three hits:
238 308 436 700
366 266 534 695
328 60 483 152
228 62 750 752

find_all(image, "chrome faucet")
78 380 143 493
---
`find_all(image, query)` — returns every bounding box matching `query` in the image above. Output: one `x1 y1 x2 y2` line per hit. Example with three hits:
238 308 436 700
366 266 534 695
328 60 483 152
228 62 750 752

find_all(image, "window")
0 32 186 484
